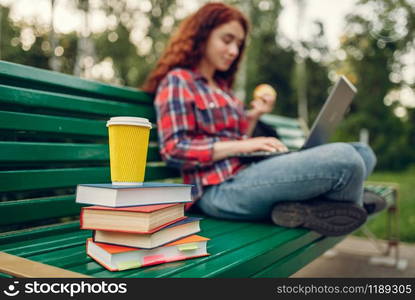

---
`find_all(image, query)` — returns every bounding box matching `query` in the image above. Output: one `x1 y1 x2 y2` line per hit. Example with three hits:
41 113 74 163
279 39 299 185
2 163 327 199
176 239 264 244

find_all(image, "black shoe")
363 189 387 215
270 199 367 237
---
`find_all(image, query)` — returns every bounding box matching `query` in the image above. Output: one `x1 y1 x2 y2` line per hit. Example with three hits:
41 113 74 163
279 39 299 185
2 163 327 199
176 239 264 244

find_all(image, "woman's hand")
252 93 276 113
238 137 288 153
246 93 276 120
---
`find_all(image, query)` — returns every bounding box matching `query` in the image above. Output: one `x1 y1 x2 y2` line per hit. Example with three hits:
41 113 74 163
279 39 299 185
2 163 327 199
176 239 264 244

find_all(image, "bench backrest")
260 114 307 150
0 60 180 232
0 60 306 232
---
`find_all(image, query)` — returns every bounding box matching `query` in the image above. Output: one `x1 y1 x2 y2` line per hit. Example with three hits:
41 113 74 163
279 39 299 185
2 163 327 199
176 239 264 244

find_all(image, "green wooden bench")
0 60 399 278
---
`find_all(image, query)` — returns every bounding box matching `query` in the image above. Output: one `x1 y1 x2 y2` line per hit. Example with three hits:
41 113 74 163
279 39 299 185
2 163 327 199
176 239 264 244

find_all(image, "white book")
75 182 192 207
93 217 201 249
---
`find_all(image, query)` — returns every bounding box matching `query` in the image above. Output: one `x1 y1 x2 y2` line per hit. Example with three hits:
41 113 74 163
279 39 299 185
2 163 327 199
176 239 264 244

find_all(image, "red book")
80 203 185 233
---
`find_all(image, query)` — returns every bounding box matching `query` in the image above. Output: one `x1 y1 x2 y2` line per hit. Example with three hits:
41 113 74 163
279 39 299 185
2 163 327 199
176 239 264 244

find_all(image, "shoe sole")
271 200 368 236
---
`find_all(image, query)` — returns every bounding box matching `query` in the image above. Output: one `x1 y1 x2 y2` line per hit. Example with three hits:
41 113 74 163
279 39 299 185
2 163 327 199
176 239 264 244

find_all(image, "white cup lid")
106 116 152 128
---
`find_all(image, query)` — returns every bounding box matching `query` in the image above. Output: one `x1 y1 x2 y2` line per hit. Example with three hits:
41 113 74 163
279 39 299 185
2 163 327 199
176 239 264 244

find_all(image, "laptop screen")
302 76 357 149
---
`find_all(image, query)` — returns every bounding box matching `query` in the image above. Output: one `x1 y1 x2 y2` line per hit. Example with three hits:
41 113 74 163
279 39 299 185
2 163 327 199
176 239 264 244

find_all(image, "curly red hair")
142 2 249 94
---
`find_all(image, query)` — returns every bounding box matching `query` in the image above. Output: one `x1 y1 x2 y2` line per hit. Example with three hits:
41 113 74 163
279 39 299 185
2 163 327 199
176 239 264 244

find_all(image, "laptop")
235 75 357 160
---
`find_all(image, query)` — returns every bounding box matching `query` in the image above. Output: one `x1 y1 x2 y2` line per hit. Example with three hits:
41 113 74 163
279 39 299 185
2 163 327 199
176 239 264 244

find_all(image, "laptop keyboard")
235 150 291 157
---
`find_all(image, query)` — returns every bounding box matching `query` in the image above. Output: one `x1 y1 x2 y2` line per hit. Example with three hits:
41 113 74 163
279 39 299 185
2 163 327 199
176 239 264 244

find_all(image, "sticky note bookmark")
116 260 141 271
178 243 199 252
143 254 165 265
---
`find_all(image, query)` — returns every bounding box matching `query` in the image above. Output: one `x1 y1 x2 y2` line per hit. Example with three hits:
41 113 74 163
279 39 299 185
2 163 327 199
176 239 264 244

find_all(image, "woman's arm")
245 109 261 137
155 73 215 169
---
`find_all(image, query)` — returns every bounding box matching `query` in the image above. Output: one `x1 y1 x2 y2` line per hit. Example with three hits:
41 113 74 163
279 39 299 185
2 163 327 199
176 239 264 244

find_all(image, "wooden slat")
68 222 255 277
365 182 397 207
0 142 161 163
0 195 81 226
0 111 159 141
0 165 180 192
87 220 250 277
0 251 91 278
276 127 305 138
0 218 243 276
2 231 91 257
0 142 108 162
0 60 152 104
168 228 316 278
90 225 306 278
0 221 80 245
11 218 228 268
252 236 343 277
0 217 223 256
260 114 303 129
0 84 156 120
279 138 305 150
0 111 106 137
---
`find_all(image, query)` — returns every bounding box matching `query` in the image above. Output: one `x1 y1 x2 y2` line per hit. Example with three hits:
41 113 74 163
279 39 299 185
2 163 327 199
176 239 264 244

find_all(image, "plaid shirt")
154 68 249 206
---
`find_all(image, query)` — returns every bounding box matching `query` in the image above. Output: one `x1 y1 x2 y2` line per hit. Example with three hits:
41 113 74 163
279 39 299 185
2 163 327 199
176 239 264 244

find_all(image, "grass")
355 165 415 243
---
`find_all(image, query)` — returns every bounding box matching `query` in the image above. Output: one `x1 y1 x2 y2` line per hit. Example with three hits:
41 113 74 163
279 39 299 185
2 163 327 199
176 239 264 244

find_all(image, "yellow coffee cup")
106 116 152 185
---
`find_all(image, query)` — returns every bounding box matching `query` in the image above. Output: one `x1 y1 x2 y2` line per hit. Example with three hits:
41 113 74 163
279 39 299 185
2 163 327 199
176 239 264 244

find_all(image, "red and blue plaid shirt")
154 68 249 206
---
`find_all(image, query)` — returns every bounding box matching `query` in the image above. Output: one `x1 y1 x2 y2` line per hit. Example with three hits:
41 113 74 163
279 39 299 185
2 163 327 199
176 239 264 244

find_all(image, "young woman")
143 2 383 236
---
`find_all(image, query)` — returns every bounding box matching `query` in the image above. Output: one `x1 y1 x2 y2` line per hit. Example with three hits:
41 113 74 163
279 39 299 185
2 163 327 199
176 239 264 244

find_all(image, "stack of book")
75 183 209 271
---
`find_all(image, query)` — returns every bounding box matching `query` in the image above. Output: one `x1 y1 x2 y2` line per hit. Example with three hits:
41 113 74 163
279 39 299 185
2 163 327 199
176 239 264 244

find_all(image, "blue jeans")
196 142 377 221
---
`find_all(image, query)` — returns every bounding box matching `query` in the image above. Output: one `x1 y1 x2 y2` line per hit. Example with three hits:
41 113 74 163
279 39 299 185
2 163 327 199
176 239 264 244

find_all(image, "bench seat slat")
168 229 316 278
20 220 248 270
275 127 306 138
0 217 236 255
90 226 322 278
0 195 79 226
0 142 161 163
1 231 91 257
1 220 251 277
0 165 179 192
365 183 397 206
0 221 80 245
67 222 267 277
128 226 290 278
97 225 291 278
279 138 305 150
0 61 152 103
92 222 253 278
0 84 155 120
252 236 343 277
18 221 249 277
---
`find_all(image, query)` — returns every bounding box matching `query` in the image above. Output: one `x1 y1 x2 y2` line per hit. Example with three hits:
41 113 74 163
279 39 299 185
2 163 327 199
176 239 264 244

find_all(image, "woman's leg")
348 142 377 179
197 142 369 221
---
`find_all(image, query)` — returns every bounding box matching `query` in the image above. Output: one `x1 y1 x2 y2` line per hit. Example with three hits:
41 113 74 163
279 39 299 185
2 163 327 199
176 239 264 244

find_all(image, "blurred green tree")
94 0 179 87
333 0 415 169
